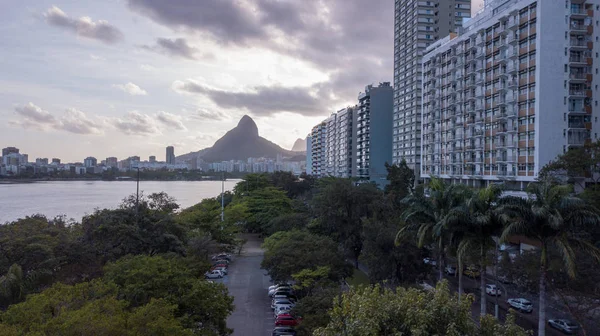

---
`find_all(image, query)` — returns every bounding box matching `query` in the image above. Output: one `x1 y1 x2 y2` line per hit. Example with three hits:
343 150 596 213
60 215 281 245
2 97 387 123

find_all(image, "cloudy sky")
0 0 483 162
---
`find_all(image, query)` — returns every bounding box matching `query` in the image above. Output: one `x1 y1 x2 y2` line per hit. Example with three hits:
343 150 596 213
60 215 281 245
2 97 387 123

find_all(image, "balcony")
568 121 586 129
570 39 591 49
569 90 587 98
569 56 588 65
570 8 587 18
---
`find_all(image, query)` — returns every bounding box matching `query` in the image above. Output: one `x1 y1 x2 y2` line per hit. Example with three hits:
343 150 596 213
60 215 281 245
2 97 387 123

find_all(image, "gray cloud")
129 0 393 117
141 37 209 60
156 111 187 131
58 108 103 135
111 111 160 135
44 6 124 44
173 80 327 117
12 103 103 135
15 102 56 124
127 0 264 45
191 108 230 121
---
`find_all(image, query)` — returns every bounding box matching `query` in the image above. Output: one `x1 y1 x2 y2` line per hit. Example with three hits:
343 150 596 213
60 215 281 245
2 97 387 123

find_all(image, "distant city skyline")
0 1 483 162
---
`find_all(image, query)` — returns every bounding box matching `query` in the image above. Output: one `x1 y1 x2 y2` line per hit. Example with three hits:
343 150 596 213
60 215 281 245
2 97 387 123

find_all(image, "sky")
0 0 484 163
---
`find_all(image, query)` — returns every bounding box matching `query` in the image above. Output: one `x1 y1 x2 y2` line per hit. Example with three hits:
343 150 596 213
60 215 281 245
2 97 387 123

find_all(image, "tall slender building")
166 146 175 164
420 0 599 190
392 0 472 173
310 122 327 177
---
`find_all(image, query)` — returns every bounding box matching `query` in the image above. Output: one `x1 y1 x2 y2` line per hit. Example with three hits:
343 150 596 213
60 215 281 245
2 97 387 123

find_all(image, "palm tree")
498 181 600 336
396 178 471 281
447 184 504 315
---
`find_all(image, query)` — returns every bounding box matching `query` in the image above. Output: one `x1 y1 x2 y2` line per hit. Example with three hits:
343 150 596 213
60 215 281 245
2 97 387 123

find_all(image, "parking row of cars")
205 253 232 279
269 283 302 336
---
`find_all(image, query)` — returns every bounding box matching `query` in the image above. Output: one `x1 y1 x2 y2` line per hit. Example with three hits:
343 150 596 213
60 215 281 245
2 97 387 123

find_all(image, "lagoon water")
0 180 238 223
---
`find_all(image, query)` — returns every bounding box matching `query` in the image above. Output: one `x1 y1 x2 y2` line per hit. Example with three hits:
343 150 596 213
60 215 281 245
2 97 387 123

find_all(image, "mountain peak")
291 138 307 152
237 115 258 136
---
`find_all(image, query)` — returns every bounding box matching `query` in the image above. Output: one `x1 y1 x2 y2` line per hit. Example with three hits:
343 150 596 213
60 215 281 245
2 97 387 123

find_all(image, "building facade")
166 146 175 164
392 0 472 172
356 83 394 185
310 122 327 177
305 135 313 175
83 157 97 167
420 0 599 189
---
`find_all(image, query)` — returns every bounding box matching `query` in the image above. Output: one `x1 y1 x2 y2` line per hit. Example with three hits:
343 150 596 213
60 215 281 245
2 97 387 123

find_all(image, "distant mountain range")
291 138 307 152
177 115 297 163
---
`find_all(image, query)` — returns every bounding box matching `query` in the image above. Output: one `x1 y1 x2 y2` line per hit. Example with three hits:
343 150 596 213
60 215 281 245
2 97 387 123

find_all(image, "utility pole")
136 166 140 223
220 171 225 223
494 238 499 319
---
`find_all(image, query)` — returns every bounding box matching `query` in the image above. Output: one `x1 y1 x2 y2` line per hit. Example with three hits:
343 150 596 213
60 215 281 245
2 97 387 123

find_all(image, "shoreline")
0 178 235 185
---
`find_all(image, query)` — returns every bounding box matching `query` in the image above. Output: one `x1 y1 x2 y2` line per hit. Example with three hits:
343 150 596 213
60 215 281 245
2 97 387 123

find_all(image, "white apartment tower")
421 0 599 189
310 122 327 177
392 0 472 172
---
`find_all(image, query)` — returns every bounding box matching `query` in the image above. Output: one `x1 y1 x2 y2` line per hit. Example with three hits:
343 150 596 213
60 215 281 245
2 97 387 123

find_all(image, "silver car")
507 298 533 313
548 319 579 334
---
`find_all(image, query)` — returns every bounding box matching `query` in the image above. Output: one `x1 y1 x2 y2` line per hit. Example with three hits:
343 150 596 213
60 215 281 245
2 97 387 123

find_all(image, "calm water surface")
0 180 239 223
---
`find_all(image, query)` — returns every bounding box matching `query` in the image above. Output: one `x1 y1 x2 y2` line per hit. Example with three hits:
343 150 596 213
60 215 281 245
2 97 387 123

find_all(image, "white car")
268 283 290 292
271 298 295 310
548 319 579 334
445 265 457 275
507 298 533 313
269 286 292 297
274 305 293 318
212 266 227 275
485 284 501 296
205 270 223 279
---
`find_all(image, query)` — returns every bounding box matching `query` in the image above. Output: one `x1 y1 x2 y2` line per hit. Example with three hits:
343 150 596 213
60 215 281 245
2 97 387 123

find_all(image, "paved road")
216 234 275 336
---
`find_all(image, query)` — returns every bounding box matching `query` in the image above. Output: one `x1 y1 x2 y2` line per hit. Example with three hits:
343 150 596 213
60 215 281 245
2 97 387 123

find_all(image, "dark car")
272 326 297 335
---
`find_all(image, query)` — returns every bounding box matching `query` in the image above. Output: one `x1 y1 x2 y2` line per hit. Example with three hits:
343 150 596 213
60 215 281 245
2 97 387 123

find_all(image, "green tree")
0 280 193 336
539 139 600 190
243 187 293 233
82 193 186 262
264 213 309 236
311 178 382 268
396 178 471 280
384 159 415 205
313 281 528 336
447 184 504 311
361 196 427 285
232 173 272 196
498 181 600 336
103 255 234 334
261 230 352 283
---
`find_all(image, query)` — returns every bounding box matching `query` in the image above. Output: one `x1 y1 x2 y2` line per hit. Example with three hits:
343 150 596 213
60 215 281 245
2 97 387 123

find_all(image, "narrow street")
213 234 274 336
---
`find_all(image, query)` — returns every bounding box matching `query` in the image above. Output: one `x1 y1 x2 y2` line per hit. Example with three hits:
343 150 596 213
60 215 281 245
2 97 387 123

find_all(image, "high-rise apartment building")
324 114 338 176
305 135 313 175
420 0 599 189
83 157 97 167
310 122 327 177
106 157 118 168
149 156 156 163
166 146 175 164
2 147 19 157
334 107 356 178
356 83 394 186
392 0 472 172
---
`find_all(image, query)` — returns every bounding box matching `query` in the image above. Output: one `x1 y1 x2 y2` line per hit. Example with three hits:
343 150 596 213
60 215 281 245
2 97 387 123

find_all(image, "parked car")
204 270 223 279
507 298 533 313
211 266 227 275
271 289 295 298
271 298 295 310
212 259 230 265
274 305 293 318
212 253 231 261
445 265 457 275
548 319 579 334
272 326 297 335
275 315 301 327
269 283 291 293
485 284 502 296
464 266 480 278
269 286 293 297
423 257 437 266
